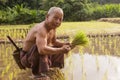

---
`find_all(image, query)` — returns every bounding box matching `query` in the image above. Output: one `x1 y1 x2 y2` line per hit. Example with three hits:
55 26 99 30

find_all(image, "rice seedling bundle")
71 32 89 48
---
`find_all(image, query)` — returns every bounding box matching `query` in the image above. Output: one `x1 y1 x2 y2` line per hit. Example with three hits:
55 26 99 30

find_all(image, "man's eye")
59 18 62 21
54 17 58 20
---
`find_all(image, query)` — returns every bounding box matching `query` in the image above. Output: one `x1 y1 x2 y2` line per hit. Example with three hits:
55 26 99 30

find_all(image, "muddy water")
63 53 120 80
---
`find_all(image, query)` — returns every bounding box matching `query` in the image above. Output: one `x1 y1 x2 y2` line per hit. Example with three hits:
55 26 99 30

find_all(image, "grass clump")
71 32 89 48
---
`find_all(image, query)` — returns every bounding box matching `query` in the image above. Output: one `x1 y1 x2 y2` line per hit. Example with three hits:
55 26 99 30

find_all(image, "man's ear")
46 14 49 19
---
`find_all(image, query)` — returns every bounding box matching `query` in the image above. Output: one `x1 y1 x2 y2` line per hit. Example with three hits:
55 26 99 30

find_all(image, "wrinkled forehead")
47 7 63 16
54 9 63 17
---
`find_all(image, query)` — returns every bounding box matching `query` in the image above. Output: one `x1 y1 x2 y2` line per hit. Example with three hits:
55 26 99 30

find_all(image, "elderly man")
20 7 71 78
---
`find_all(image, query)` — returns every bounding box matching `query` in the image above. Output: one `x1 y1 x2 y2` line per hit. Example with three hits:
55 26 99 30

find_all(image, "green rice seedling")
81 54 85 74
91 46 95 55
82 72 86 80
95 53 100 71
71 32 89 49
81 55 86 80
102 69 108 80
5 64 11 73
1 70 5 77
9 72 13 80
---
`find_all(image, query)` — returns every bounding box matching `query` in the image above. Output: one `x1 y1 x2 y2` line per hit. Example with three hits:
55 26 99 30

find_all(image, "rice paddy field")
0 21 120 80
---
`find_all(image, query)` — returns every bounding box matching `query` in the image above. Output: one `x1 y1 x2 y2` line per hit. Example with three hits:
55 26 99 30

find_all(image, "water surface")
63 53 120 80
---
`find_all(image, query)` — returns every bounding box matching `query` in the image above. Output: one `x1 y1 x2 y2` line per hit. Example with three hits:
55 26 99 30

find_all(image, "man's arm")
36 31 70 55
52 39 68 47
51 30 70 47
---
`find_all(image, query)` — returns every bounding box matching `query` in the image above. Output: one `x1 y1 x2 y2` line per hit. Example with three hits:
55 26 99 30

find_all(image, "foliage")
91 4 120 19
0 0 120 24
88 0 120 4
62 0 89 21
0 0 85 23
0 4 46 24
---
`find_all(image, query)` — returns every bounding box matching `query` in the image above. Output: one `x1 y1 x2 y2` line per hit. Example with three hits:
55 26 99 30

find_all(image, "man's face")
46 10 63 29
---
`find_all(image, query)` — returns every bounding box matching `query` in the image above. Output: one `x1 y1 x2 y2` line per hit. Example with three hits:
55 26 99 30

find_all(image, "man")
20 7 71 78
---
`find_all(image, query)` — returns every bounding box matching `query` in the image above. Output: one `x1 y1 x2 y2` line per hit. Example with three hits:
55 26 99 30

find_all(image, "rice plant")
0 26 120 80
71 32 89 49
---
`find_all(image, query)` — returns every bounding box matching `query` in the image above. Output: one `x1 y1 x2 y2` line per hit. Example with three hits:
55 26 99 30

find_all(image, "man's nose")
56 19 61 24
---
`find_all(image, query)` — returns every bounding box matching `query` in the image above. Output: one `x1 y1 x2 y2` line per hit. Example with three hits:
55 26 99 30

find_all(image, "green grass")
0 25 29 29
0 21 120 35
57 21 120 35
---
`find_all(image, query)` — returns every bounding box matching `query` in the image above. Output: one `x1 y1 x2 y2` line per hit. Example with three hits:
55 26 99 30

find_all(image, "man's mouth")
54 23 60 27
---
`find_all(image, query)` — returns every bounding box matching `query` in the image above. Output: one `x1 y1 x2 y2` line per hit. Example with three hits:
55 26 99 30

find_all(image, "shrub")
0 4 46 24
1 3 120 24
91 4 120 19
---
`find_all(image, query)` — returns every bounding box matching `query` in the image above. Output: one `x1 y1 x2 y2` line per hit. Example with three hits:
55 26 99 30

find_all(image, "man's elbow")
37 47 44 54
52 41 56 46
38 48 48 55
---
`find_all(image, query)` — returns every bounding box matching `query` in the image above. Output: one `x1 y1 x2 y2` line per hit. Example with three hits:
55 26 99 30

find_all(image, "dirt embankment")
98 18 120 24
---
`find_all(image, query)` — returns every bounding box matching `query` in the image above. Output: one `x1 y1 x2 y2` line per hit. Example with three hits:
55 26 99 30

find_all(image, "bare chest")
47 34 52 45
47 31 54 45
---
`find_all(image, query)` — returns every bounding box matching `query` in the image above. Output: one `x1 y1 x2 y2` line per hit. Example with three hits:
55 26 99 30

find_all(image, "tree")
62 0 89 21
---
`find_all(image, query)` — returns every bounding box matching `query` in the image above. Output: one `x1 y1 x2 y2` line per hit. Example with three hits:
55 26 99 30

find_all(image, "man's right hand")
61 45 71 53
64 42 76 50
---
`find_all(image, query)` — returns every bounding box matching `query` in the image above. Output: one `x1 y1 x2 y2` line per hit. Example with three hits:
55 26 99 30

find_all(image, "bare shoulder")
23 23 45 51
35 22 47 38
24 23 43 40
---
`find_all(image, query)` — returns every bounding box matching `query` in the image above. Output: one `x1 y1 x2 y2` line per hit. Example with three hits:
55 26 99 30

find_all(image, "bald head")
45 7 64 29
47 7 64 16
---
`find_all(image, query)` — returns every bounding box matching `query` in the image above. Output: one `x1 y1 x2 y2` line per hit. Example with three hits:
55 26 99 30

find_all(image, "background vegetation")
0 0 120 24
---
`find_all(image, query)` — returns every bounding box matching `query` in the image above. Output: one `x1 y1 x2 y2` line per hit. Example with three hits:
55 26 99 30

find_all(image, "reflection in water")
62 53 120 80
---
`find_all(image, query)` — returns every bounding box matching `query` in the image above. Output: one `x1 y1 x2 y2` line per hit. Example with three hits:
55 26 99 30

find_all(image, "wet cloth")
20 45 64 75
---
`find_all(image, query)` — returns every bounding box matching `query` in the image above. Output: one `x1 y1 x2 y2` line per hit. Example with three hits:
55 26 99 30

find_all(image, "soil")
14 68 65 80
